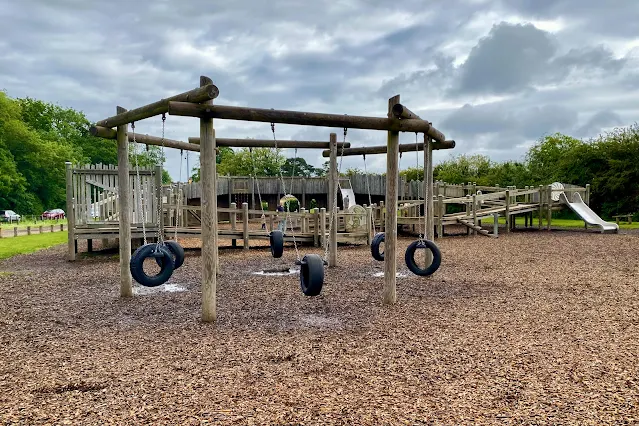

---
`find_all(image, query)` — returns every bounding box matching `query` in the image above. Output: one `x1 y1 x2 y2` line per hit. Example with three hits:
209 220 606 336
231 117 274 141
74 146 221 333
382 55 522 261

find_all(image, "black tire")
404 239 442 276
130 243 175 287
270 230 284 258
371 232 385 261
154 240 185 269
299 254 324 296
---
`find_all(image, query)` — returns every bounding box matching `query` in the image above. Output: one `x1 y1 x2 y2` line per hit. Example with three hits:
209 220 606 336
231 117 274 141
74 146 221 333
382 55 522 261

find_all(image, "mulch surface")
1 229 638 424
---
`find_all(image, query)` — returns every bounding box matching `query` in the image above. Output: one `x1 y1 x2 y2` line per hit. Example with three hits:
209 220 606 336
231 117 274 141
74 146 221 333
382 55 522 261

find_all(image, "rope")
271 123 300 262
155 114 166 249
249 147 268 233
323 128 347 263
174 149 183 241
363 153 376 236
414 132 424 242
131 122 148 245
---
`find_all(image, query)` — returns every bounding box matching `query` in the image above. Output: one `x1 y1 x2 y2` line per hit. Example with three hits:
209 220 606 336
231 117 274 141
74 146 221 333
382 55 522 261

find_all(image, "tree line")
2 91 636 220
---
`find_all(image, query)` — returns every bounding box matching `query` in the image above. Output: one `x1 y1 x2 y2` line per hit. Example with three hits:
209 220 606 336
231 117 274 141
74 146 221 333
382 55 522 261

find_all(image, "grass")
0 231 68 260
0 218 67 230
480 215 639 229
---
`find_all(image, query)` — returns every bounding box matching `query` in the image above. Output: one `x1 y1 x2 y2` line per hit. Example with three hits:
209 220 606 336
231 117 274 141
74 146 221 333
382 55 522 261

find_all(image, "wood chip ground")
1 228 638 424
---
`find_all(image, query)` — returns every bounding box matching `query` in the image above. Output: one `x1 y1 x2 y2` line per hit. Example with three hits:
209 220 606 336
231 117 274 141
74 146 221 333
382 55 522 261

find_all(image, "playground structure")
84 75 454 322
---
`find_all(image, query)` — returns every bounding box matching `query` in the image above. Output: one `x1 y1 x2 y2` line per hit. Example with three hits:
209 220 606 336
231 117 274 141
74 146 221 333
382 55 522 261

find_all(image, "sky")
1 0 638 181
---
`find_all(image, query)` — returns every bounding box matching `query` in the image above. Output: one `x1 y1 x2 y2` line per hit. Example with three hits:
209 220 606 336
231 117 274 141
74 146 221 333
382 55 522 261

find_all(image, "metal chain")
271 123 300 262
249 147 267 233
415 132 424 242
131 122 148 245
323 127 347 262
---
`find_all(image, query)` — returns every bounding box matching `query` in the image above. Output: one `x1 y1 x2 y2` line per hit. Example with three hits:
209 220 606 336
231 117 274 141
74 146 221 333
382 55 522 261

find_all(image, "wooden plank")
320 140 455 157
242 202 249 250
188 137 350 149
167 101 445 140
383 95 400 305
117 106 133 298
95 82 219 128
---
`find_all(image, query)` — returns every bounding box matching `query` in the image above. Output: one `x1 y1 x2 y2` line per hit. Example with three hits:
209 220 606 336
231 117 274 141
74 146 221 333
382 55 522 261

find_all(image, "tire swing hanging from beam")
403 133 442 277
128 117 176 287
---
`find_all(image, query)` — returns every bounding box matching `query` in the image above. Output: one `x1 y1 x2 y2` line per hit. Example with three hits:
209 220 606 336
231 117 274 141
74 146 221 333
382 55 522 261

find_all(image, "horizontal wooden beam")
94 79 219 128
320 140 456 157
90 126 202 153
391 103 421 120
167 101 446 142
187 137 350 149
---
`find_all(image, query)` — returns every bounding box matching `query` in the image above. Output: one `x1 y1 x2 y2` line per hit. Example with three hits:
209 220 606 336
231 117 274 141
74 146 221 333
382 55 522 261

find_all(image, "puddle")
133 283 188 295
253 268 300 276
372 271 409 278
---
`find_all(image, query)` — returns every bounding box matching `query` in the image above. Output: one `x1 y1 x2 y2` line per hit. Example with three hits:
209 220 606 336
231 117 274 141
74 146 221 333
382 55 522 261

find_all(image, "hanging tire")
154 240 185 269
404 239 442 276
130 243 175 287
270 230 284 258
371 232 385 261
299 254 324 296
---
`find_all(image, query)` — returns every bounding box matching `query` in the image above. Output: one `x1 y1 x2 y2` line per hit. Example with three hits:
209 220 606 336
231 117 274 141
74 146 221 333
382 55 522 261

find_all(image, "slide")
559 192 619 233
338 179 356 210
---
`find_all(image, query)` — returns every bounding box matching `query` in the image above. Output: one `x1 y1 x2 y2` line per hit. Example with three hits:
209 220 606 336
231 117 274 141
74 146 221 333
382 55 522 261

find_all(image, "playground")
1 230 638 423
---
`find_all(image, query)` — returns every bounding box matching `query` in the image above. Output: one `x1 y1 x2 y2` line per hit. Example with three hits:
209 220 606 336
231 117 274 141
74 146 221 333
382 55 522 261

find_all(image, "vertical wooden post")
538 185 543 229
472 194 478 236
493 212 499 236
313 210 319 247
546 185 552 231
366 205 373 245
116 107 133 297
383 95 400 305
328 133 338 267
38 225 43 234
65 162 76 261
200 76 217 323
50 224 54 233
379 201 385 232
465 195 471 235
300 208 308 233
14 227 18 237
27 226 31 236
505 189 511 233
230 202 237 247
437 194 444 238
242 202 249 250
585 184 590 205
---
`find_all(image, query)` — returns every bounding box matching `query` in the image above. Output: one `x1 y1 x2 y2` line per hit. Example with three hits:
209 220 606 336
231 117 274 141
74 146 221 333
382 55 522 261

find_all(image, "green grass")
0 231 68 260
480 215 639 229
0 218 68 230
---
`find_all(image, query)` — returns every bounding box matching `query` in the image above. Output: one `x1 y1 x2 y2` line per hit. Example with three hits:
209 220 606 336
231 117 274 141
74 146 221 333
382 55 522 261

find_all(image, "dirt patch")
1 230 638 424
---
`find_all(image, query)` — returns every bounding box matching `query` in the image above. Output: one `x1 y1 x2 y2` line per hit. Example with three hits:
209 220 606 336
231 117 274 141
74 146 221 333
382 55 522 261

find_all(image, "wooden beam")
167 101 446 141
187 137 351 149
320 140 455 157
116 106 133 298
383 95 400 305
200 76 217 323
328 133 338 267
95 80 219 128
391 103 421 120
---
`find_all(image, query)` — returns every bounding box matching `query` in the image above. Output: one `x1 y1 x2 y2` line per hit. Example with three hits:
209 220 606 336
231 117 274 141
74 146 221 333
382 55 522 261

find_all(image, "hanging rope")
323 127 347 263
249 147 268 233
363 153 376 237
173 148 183 241
271 122 301 262
131 121 148 246
414 132 424 242
154 114 166 250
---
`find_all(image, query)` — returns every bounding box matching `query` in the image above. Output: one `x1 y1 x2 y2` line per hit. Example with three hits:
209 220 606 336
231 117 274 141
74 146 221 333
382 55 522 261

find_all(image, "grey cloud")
574 111 624 138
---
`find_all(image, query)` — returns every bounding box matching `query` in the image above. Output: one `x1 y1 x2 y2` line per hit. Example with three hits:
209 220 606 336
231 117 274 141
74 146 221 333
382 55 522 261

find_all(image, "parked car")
41 208 66 220
0 210 21 222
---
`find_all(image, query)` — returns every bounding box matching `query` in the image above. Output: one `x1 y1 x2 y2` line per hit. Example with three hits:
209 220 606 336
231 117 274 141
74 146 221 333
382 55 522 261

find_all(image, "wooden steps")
456 218 497 238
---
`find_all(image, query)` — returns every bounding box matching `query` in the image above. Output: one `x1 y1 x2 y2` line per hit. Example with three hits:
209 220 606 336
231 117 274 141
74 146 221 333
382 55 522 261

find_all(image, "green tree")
281 157 321 177
525 133 583 184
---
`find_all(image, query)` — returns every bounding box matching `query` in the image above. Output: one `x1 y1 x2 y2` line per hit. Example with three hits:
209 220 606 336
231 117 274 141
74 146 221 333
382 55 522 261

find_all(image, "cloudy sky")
1 0 638 180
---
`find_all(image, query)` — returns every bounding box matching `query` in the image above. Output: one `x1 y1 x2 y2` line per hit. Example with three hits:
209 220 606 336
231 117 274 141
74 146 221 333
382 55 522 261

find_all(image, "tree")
525 133 583 184
281 157 321 177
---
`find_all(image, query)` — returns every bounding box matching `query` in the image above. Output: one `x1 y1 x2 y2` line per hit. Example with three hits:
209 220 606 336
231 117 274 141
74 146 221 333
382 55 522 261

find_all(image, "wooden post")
547 184 552 231
230 202 237 247
38 225 43 234
465 195 471 236
366 205 373 245
301 208 308 233
27 226 31 236
50 225 54 233
472 194 478 236
14 227 18 237
505 189 511 233
320 208 327 247
200 76 217 323
328 133 338 267
493 212 499 236
61 224 64 231
116 107 133 297
313 210 319 247
585 184 590 205
437 194 444 238
538 185 543 229
383 95 400 305
65 162 76 261
242 202 249 249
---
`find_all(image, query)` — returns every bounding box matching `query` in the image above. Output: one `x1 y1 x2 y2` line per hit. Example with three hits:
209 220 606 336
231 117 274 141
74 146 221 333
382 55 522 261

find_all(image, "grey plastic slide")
559 192 619 233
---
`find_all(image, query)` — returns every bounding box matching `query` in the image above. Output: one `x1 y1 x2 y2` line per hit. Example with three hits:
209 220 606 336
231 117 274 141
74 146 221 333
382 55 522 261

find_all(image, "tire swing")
362 153 385 262
404 132 442 277
127 115 177 287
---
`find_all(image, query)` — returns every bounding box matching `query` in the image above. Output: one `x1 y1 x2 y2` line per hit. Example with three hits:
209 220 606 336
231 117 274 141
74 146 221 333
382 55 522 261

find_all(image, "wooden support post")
538 185 543 229
505 189 511 233
585 184 591 205
61 224 64 231
38 225 43 234
493 212 499 236
379 201 385 232
51 225 55 233
547 185 552 231
437 195 444 238
313 210 319 247
383 95 400 305
27 226 31 236
328 133 338 267
269 213 274 232
155 165 163 240
465 195 471 236
13 227 17 237
320 208 327 247
366 205 373 245
116 107 133 297
65 162 76 261
200 76 217 323
228 176 233 216
242 202 249 250
230 202 237 247
301 208 308 233
472 194 478 236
